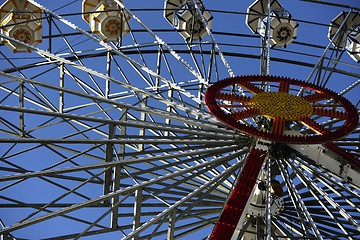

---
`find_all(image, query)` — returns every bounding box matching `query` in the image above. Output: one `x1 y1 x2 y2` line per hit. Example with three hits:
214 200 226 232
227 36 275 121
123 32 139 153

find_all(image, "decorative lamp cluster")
328 11 360 63
249 91 313 121
0 0 42 53
246 0 298 48
164 0 213 41
82 0 130 42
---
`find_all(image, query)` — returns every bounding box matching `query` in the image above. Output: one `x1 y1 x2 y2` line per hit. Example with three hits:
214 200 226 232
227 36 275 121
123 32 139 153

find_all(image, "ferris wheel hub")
205 75 359 144
250 92 313 121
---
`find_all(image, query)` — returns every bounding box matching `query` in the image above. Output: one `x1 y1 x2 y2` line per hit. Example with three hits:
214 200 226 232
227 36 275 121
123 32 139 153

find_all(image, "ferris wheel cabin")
0 0 42 53
164 0 213 41
328 11 360 63
82 0 130 42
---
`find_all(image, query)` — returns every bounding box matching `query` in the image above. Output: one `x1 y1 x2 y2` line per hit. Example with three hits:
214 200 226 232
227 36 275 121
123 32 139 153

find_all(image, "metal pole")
266 0 271 76
265 159 272 240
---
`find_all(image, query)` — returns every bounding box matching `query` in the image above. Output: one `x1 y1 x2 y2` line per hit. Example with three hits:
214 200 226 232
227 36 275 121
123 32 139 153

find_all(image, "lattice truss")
0 0 359 239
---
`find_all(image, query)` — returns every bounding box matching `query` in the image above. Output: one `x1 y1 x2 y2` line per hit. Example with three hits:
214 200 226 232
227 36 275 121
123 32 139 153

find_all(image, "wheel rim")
205 75 359 144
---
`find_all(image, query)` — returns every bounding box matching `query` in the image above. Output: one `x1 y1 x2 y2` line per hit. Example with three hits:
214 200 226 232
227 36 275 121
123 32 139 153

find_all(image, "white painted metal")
290 143 360 187
0 1 359 239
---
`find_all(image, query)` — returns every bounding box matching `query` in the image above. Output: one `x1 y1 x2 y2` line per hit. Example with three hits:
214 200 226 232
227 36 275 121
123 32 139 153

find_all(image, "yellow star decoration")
249 92 313 121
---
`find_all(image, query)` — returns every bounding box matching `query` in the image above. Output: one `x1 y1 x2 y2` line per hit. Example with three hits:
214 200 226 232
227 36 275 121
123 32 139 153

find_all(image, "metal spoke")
0 1 359 239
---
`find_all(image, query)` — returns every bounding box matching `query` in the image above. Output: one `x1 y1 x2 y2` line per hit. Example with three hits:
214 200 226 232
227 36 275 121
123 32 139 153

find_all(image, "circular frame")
0 1 359 239
205 75 359 144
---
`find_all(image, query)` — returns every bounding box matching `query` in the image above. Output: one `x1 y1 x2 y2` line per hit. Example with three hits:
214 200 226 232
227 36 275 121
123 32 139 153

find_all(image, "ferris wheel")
0 0 359 239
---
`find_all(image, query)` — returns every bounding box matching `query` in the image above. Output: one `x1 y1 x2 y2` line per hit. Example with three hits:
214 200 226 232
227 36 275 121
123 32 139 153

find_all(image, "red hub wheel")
205 75 358 144
206 75 359 240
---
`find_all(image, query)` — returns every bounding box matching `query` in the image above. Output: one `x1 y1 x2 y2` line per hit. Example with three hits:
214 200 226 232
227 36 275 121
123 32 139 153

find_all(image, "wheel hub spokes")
205 75 359 239
205 75 359 144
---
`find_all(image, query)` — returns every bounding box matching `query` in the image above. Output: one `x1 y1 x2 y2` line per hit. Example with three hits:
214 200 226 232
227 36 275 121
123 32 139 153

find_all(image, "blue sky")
0 0 359 239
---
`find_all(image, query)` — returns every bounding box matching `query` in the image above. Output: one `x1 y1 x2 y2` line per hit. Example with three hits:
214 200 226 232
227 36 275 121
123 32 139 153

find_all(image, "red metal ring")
205 75 358 144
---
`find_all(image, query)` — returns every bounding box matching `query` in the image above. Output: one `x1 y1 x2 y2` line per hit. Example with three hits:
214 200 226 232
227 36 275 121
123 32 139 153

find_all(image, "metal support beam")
59 62 64 113
0 148 246 235
119 108 127 158
265 0 271 76
106 50 112 98
104 124 115 203
110 165 121 230
190 0 234 78
138 96 147 150
165 88 173 137
167 210 176 239
256 217 264 239
110 110 127 229
123 155 245 239
155 44 162 91
265 158 272 240
305 10 353 85
286 158 360 233
277 158 323 239
289 143 360 187
209 145 268 240
260 38 268 76
132 188 143 240
46 14 53 53
0 72 225 131
19 80 24 137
